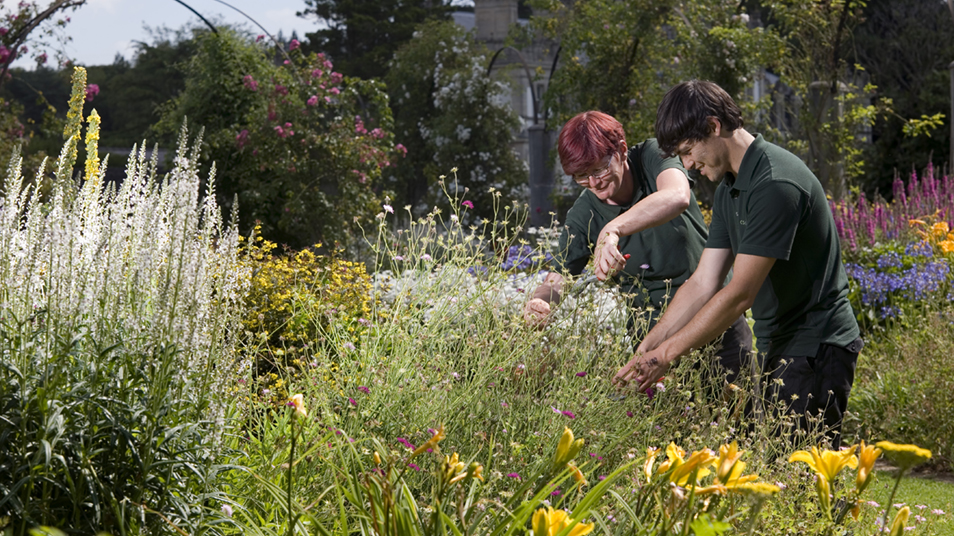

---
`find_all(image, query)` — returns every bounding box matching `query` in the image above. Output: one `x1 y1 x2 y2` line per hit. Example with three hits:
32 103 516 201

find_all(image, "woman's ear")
619 139 628 154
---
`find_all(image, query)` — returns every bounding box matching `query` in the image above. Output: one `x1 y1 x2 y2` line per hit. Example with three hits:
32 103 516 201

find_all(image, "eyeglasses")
572 153 616 187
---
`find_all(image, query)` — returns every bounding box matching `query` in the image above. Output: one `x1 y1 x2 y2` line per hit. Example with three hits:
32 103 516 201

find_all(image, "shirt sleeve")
737 180 804 260
705 186 731 249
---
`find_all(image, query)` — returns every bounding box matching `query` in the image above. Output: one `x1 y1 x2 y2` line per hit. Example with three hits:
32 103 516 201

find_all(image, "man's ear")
707 117 723 137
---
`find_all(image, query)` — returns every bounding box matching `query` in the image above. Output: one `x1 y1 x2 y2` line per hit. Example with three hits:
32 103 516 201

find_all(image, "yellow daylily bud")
855 441 882 494
467 461 484 482
551 427 584 472
411 424 445 458
643 447 659 482
716 441 744 483
373 451 382 465
889 506 910 536
816 474 831 519
568 462 587 488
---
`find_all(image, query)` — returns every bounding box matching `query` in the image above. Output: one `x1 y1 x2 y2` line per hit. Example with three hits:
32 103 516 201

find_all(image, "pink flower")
0 28 8 37
0 46 10 64
395 143 408 156
306 95 318 106
243 75 258 91
561 411 576 419
324 96 331 103
274 84 288 96
575 371 587 377
330 87 340 95
348 397 357 407
274 126 284 137
408 463 421 471
36 52 47 65
461 200 474 209
506 472 521 479
311 68 323 78
85 83 99 102
256 34 265 42
235 129 249 147
289 39 300 51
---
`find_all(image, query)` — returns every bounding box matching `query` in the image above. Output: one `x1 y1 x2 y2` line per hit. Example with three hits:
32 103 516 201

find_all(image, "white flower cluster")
371 265 631 342
0 126 248 430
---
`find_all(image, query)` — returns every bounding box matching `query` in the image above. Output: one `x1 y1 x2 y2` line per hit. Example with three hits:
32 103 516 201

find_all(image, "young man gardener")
525 111 752 386
613 80 862 445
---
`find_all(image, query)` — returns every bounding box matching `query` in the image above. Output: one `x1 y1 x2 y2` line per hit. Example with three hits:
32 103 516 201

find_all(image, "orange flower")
411 424 445 457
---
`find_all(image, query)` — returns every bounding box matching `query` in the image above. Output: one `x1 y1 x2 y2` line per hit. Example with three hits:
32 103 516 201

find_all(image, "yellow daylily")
411 424 445 457
715 441 744 483
875 441 931 471
467 461 484 482
855 441 882 493
670 449 717 487
288 393 307 417
551 427 585 473
643 447 659 482
733 482 782 498
788 445 858 483
657 442 686 474
568 462 587 489
442 452 466 484
532 506 594 536
932 221 950 237
889 506 910 536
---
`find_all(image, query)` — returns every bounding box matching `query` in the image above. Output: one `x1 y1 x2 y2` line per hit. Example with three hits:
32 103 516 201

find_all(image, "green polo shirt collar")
723 134 767 191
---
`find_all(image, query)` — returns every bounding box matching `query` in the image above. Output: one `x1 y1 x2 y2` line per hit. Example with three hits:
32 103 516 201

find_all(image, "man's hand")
524 298 552 328
594 229 628 281
613 346 674 394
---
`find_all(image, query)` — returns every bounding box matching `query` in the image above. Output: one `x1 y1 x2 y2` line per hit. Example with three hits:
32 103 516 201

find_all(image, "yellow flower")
817 473 833 517
373 451 382 465
288 394 307 417
715 441 744 483
552 427 584 473
670 449 716 486
889 506 910 536
643 447 659 482
467 461 484 482
532 506 594 536
788 445 858 483
733 482 782 498
909 218 926 227
442 452 466 483
875 441 931 470
568 462 587 488
657 442 686 474
939 240 954 254
932 221 950 237
855 441 882 493
411 424 445 457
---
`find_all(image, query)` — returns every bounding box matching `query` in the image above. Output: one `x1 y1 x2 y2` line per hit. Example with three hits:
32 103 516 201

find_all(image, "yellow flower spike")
716 441 744 483
855 441 882 494
643 447 659 482
815 474 832 518
876 441 932 471
788 445 857 483
411 424 445 458
288 394 307 417
532 506 594 536
889 506 910 536
670 449 717 487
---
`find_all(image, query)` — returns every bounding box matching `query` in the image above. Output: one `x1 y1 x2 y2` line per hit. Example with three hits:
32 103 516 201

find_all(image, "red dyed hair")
557 111 626 176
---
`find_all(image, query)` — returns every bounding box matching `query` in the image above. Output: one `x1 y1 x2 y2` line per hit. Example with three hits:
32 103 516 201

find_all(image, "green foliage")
854 0 954 195
848 312 954 470
155 28 398 250
385 20 528 219
299 0 455 80
528 0 783 142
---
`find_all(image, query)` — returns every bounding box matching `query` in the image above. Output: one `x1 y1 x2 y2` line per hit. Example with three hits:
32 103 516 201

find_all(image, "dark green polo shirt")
553 139 709 318
707 134 859 356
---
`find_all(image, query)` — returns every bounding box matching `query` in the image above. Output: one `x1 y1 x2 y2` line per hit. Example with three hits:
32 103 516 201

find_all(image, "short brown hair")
557 111 625 176
655 80 743 155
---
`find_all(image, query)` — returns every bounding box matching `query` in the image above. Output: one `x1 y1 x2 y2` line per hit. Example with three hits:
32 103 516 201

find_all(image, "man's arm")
613 247 734 385
524 272 566 327
594 169 691 280
622 253 775 392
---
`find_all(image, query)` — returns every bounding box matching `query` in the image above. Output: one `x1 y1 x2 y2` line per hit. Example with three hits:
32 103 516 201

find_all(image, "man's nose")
680 155 695 170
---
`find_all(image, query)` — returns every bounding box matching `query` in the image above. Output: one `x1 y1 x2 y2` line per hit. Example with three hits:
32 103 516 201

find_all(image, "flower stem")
288 413 296 536
881 468 904 533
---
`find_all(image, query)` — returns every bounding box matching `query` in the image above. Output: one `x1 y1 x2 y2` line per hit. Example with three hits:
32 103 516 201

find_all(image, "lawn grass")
867 468 954 535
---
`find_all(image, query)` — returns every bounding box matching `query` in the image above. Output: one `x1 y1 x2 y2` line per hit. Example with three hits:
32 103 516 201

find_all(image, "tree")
853 0 954 194
297 0 455 80
385 19 527 220
529 0 783 146
155 28 399 250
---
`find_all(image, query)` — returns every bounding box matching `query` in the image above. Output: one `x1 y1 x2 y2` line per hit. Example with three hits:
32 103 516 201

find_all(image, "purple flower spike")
576 371 587 377
562 411 576 419
507 472 521 479
348 397 357 407
408 463 421 471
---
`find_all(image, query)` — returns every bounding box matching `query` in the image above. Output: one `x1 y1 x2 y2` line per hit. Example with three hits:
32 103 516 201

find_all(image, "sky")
13 0 318 68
